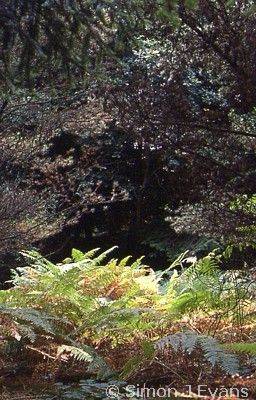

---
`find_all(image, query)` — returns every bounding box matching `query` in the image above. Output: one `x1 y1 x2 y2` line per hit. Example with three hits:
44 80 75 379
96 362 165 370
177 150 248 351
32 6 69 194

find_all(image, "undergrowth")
0 247 255 395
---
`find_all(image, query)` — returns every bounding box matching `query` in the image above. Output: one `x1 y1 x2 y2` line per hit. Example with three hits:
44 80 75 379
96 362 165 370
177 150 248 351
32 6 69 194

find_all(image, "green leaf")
121 355 142 378
185 0 198 9
224 343 256 355
141 340 155 359
72 248 85 262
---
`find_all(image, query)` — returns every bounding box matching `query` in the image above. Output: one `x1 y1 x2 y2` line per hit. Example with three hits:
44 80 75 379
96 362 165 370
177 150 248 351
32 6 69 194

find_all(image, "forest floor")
1 345 256 399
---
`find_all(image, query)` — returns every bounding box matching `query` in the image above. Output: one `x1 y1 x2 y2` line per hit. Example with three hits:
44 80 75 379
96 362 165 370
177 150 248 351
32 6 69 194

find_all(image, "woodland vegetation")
0 1 256 399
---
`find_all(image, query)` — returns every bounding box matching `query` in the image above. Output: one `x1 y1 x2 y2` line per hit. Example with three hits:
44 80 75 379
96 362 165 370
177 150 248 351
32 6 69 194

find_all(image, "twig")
26 345 56 360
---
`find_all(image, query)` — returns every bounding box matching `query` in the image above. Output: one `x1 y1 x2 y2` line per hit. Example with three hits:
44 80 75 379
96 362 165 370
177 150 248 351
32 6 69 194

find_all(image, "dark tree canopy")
0 0 256 266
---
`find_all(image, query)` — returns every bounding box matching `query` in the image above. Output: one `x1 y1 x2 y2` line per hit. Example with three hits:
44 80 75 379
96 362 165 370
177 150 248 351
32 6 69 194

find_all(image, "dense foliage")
0 1 256 398
0 1 256 267
0 247 255 396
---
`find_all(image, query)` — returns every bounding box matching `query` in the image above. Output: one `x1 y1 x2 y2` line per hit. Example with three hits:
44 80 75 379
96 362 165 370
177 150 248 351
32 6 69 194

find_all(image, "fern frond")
130 256 145 269
57 345 93 362
57 343 114 380
93 246 118 265
119 256 132 267
14 323 37 342
198 335 240 375
0 306 55 335
224 342 256 355
155 331 240 375
83 248 101 259
158 250 189 279
72 249 86 262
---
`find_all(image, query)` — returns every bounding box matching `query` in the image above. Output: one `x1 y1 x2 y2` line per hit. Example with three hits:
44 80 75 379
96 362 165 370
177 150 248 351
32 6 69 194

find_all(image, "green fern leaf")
224 343 256 355
72 249 86 262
